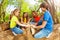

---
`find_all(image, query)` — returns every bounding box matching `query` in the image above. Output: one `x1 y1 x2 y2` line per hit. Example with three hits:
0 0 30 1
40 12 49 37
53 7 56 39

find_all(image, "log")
0 30 14 40
0 22 9 31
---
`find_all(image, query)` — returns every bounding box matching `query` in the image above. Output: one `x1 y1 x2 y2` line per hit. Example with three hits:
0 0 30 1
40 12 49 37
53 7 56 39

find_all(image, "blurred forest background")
0 0 60 24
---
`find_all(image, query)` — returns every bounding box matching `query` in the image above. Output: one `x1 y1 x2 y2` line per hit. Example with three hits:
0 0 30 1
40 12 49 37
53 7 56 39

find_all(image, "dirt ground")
0 24 60 40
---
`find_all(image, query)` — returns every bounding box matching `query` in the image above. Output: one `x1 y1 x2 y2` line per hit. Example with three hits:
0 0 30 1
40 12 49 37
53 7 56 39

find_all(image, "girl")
10 9 28 35
21 12 31 24
20 12 31 30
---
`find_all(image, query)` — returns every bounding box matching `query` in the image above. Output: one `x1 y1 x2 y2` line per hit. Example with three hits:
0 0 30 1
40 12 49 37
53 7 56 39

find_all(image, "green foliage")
57 12 60 23
4 13 10 22
21 2 29 12
0 0 9 23
17 0 32 17
21 2 31 16
0 0 43 23
57 12 60 16
38 0 44 2
2 0 8 10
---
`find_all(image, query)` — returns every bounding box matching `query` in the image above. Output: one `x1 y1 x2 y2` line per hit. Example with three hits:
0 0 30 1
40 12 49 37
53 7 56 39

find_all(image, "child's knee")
14 28 23 34
16 30 23 34
34 32 44 38
34 34 43 38
34 34 39 38
19 30 23 34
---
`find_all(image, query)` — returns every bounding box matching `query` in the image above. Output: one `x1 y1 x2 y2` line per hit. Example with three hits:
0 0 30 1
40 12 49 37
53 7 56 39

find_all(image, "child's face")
24 13 28 17
41 7 46 12
15 10 20 16
32 12 37 17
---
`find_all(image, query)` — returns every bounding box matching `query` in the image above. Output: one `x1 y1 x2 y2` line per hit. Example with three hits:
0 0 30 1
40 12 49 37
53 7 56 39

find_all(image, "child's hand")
25 24 30 28
31 25 36 28
34 23 37 26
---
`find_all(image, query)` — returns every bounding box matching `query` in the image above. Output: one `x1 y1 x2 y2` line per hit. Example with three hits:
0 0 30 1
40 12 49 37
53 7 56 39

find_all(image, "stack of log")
0 22 14 40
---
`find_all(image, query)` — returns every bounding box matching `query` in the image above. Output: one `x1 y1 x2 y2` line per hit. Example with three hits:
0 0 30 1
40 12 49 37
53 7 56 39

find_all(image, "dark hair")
32 11 38 16
40 2 48 10
32 11 37 14
23 12 29 22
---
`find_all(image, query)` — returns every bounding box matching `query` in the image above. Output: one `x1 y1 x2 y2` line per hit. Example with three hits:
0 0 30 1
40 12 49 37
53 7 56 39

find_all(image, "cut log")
0 22 9 31
0 30 14 40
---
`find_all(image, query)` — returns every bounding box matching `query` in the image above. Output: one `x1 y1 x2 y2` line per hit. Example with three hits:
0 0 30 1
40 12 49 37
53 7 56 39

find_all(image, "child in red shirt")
32 11 44 25
30 11 41 35
32 11 41 25
33 15 40 23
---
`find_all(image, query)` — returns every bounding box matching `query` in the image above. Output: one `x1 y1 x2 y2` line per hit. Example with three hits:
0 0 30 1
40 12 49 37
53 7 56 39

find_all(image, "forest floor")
0 23 60 40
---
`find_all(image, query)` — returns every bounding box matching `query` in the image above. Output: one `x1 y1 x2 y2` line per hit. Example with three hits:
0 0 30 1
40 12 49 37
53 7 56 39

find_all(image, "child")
31 2 53 38
32 11 40 23
21 12 31 24
20 12 31 31
30 11 42 35
10 9 28 35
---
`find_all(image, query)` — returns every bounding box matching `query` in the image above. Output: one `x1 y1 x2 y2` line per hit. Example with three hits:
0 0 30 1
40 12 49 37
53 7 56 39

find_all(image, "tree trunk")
0 0 5 23
44 0 59 24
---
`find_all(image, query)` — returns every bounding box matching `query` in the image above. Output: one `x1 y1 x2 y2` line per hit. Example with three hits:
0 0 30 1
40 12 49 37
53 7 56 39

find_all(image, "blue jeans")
34 28 52 38
30 22 35 24
11 27 23 34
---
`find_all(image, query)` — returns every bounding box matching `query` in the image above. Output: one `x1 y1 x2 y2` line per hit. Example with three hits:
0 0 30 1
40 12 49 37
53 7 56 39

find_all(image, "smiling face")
32 12 36 16
23 12 28 17
32 11 38 17
14 9 20 17
41 7 46 12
